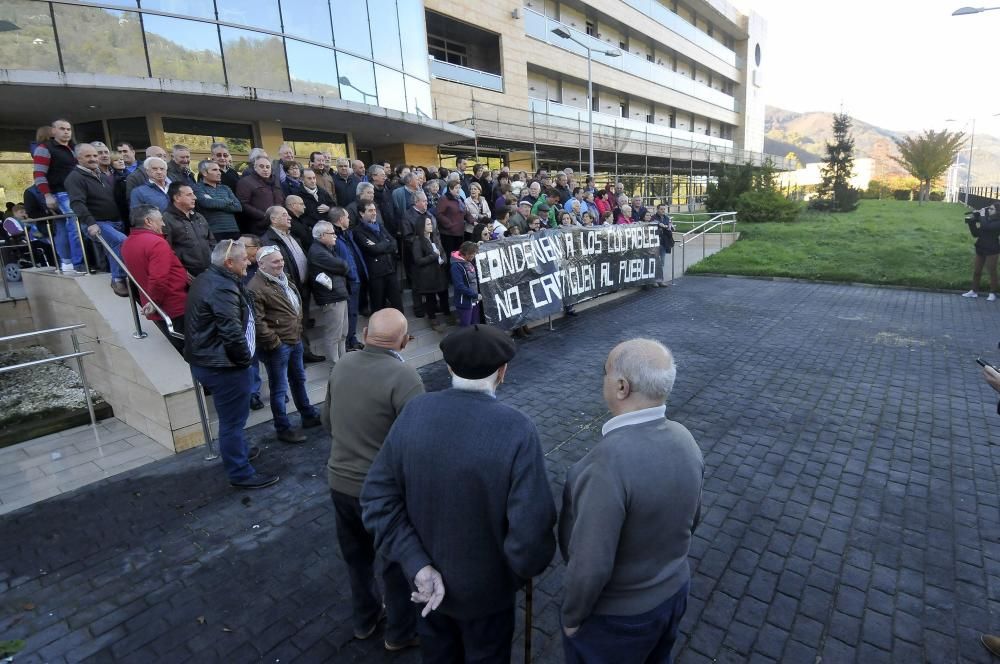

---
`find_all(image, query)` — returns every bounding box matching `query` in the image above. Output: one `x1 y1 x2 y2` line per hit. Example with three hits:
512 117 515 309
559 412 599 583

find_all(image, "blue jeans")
190 365 255 482
347 281 360 345
94 220 126 281
250 355 262 397
53 191 84 266
259 340 319 431
563 581 689 664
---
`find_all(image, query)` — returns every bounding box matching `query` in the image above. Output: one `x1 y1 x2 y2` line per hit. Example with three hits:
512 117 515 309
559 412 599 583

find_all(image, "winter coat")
183 265 253 369
162 205 216 276
120 228 188 320
412 234 449 294
450 251 479 309
246 270 304 351
436 193 469 238
353 221 397 279
236 173 284 235
308 241 350 305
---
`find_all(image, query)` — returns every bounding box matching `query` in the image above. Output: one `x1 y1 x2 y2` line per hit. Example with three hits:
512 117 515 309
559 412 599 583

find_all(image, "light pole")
550 27 621 178
338 76 376 105
952 6 1000 14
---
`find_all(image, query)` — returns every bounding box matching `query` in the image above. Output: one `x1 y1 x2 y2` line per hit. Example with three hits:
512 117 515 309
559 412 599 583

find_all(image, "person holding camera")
962 205 1000 300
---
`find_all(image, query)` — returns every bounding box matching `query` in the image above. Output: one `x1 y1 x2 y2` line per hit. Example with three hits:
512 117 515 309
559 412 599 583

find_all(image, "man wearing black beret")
361 324 556 662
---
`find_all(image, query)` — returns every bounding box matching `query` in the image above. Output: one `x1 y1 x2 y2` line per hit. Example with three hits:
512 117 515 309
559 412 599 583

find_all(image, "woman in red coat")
435 180 470 256
236 156 284 235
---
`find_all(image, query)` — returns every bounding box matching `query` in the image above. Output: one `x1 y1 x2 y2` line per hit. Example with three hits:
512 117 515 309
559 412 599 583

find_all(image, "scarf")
260 267 300 314
364 221 381 234
303 185 319 202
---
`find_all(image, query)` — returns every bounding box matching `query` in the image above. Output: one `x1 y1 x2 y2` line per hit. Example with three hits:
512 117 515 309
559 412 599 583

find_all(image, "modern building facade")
426 0 789 203
0 0 785 207
0 0 472 204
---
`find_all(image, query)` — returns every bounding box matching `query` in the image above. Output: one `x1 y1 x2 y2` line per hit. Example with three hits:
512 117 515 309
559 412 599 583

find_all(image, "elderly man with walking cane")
361 324 556 663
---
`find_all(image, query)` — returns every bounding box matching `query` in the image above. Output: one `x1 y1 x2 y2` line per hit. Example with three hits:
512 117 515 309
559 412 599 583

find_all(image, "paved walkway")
2 276 1000 662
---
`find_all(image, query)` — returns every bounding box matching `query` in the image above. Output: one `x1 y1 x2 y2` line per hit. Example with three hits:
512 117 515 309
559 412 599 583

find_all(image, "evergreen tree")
817 113 859 212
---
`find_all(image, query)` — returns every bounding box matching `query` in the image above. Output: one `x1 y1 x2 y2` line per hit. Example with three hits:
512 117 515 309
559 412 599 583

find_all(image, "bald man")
321 308 421 651
559 339 704 664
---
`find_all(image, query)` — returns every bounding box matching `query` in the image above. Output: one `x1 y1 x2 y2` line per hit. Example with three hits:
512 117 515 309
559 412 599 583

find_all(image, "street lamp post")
338 76 376 105
952 6 1000 14
550 27 620 178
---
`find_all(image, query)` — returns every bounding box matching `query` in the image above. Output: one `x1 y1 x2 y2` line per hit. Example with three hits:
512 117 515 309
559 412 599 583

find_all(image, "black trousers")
418 607 515 664
441 234 463 257
420 291 450 319
330 490 416 643
368 272 403 313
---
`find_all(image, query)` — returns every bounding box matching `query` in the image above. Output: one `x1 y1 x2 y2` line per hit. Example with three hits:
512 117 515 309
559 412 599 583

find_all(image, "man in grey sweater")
321 308 422 652
560 339 704 663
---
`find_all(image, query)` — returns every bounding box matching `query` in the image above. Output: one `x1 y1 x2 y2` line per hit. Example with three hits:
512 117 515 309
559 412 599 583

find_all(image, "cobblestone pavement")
3 276 1000 663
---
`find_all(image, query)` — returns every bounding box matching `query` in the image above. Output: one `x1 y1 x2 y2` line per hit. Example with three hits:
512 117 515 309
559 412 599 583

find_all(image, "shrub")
928 191 944 201
893 189 912 201
736 190 801 223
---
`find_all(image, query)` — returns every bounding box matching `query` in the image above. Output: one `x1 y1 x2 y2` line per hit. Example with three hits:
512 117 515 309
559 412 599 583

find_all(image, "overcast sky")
738 0 1000 137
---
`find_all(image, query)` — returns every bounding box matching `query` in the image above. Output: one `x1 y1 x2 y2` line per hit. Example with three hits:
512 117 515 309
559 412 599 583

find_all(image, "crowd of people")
8 119 705 661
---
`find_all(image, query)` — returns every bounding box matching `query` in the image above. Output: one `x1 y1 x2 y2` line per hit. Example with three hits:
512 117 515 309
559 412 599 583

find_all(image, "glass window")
139 0 214 20
286 39 339 97
367 0 401 70
405 75 432 117
143 14 225 84
281 128 348 162
397 0 429 80
280 0 332 45
73 121 106 145
336 52 377 104
331 0 371 58
0 1 60 72
220 27 290 91
107 117 152 154
375 65 405 112
215 0 280 30
162 118 254 156
53 5 147 77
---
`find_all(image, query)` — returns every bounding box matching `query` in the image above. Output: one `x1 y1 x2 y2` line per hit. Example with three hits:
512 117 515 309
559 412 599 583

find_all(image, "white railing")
524 8 736 112
430 59 504 92
621 0 738 66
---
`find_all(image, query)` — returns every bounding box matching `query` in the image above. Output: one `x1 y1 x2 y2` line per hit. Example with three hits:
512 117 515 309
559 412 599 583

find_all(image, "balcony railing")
524 8 736 112
529 97 735 150
430 59 504 92
621 0 738 67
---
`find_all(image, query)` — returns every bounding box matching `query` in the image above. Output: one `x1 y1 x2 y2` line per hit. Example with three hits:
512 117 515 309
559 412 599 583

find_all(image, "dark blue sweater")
361 388 556 618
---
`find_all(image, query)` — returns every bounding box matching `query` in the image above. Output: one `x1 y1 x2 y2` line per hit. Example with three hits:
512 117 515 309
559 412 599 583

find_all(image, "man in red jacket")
121 204 189 353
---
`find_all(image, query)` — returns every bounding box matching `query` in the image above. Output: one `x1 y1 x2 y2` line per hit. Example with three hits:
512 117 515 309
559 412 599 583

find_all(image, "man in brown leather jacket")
246 245 322 444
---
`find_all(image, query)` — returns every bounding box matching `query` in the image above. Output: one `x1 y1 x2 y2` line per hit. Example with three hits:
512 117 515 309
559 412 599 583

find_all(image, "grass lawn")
687 200 978 291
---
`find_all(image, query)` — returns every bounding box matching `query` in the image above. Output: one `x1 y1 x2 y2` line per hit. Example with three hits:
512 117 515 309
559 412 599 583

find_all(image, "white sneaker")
963 290 979 298
59 262 74 273
989 293 997 302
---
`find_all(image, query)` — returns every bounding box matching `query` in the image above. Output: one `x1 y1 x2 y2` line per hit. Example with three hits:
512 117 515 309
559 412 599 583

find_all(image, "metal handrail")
91 232 216 459
0 324 100 446
672 213 739 281
0 323 86 343
0 350 94 373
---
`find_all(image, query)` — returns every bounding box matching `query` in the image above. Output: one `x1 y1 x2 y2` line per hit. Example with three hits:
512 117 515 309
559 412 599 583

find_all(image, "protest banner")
475 222 661 329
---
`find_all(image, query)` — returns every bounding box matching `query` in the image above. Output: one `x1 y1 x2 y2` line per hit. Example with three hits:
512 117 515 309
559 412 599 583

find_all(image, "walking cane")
524 578 533 664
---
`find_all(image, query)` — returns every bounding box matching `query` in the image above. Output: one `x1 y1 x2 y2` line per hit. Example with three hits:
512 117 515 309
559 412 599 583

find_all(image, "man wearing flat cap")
361 324 556 663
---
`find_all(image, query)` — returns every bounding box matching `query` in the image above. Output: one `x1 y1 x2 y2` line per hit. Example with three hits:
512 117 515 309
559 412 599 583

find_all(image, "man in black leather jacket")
184 238 279 490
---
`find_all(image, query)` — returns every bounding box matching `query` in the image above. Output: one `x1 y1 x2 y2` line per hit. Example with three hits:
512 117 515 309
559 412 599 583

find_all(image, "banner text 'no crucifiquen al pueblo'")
476 223 661 329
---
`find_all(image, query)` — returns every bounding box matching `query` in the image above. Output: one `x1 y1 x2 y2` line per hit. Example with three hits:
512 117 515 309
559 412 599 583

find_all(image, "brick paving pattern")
2 276 1000 662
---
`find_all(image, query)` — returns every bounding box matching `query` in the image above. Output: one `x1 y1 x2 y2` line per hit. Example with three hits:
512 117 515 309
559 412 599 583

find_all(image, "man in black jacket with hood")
185 239 279 490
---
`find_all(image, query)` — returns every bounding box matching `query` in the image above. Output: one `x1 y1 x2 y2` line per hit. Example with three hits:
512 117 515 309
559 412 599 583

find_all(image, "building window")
280 0 334 45
286 39 340 97
647 54 654 63
162 118 253 157
585 21 596 37
52 5 146 78
646 114 654 124
332 0 372 59
619 41 627 50
107 117 151 155
281 128 348 163
219 26 290 91
592 96 599 112
142 0 214 20
0 1 60 73
619 102 627 118
143 14 225 85
669 112 676 129
368 0 403 70
336 52 378 104
215 0 280 31
427 35 467 67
